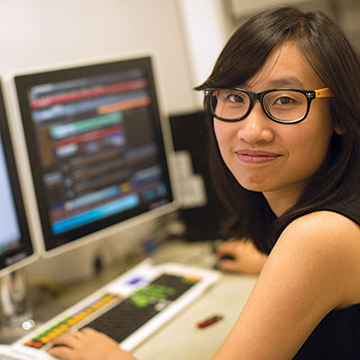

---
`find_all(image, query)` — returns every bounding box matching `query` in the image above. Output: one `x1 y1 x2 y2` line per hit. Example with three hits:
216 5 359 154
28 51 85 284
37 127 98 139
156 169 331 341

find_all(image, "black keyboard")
83 273 199 343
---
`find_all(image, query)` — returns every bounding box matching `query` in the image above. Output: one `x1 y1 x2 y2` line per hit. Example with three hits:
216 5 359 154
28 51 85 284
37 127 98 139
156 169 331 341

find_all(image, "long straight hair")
196 7 360 254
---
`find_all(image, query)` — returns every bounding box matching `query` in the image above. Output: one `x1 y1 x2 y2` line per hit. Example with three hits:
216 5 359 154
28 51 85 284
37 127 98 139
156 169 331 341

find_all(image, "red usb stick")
197 314 223 329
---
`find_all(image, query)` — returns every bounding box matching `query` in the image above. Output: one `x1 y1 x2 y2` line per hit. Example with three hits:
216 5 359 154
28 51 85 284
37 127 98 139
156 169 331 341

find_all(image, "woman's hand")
47 328 136 360
216 239 267 274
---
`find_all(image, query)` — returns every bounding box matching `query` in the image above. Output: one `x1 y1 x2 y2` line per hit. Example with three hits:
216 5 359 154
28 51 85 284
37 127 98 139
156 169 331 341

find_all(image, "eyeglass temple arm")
315 87 333 98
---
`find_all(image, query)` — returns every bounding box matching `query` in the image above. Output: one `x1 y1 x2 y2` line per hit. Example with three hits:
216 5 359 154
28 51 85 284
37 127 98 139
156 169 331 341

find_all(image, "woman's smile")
235 149 281 164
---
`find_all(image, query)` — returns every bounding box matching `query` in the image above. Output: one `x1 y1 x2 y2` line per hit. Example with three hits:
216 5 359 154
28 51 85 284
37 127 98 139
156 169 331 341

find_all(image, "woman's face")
214 41 341 215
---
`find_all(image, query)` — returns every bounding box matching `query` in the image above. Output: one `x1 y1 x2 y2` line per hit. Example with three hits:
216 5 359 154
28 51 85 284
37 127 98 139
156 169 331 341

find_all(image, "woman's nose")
236 102 275 144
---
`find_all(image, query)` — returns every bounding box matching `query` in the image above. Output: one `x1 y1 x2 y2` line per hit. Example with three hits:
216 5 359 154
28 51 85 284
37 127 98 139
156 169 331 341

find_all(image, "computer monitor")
9 54 177 258
0 80 36 278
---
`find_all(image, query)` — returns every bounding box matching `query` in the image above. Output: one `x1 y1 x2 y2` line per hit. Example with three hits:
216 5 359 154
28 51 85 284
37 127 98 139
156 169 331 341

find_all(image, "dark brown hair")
195 6 360 254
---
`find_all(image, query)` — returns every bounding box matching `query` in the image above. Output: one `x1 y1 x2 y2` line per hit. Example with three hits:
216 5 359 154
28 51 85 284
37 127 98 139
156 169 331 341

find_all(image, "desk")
4 240 258 359
133 240 258 360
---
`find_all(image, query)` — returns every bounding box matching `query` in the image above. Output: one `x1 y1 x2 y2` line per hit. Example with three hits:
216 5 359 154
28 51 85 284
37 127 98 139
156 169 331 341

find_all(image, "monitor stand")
0 269 36 343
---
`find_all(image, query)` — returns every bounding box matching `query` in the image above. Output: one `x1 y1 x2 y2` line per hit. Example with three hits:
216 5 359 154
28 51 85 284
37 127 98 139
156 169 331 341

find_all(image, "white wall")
177 0 228 105
0 0 197 114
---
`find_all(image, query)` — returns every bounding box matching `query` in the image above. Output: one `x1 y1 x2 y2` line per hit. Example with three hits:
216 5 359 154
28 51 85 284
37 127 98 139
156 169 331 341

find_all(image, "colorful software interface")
16 58 172 249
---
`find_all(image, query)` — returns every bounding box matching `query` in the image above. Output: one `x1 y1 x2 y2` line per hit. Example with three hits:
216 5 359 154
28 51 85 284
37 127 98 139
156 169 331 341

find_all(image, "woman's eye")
274 96 294 105
228 94 245 103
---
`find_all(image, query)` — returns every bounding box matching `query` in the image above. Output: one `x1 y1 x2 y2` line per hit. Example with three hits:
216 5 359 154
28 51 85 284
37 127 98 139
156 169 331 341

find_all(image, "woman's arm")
216 239 267 274
213 211 360 359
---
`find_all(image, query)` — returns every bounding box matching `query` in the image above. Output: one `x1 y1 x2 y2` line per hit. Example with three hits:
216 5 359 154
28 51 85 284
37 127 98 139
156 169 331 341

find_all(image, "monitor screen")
0 81 34 276
13 56 176 256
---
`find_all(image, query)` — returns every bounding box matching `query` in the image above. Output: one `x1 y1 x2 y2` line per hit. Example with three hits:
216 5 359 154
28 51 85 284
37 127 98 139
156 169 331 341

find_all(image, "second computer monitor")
12 55 176 256
0 81 35 276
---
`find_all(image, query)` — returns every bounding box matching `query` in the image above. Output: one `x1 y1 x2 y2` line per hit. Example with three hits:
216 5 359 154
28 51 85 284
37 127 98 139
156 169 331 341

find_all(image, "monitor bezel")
0 80 36 277
10 54 179 258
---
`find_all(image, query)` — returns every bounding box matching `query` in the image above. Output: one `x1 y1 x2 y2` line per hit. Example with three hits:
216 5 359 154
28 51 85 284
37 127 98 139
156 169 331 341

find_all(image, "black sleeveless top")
294 197 360 359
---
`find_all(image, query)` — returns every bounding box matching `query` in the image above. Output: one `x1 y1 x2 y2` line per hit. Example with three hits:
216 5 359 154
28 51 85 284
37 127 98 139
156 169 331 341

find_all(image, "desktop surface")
3 240 257 360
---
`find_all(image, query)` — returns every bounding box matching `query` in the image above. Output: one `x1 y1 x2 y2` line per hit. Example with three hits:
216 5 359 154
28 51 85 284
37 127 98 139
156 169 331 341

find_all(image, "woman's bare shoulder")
269 210 360 307
278 210 360 261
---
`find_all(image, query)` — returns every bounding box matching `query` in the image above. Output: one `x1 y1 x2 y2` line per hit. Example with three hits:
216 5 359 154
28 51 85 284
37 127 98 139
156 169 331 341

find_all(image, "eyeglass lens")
211 89 308 122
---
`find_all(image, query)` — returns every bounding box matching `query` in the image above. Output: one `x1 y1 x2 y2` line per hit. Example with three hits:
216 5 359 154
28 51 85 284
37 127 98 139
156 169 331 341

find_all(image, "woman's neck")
263 187 303 217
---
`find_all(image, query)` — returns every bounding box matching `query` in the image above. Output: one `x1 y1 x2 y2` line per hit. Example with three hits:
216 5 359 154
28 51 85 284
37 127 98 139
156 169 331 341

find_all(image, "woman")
48 6 360 359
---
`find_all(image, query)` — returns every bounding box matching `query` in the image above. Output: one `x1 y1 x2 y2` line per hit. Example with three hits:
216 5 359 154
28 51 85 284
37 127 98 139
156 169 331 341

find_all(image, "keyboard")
84 273 198 343
24 273 200 350
7 261 220 359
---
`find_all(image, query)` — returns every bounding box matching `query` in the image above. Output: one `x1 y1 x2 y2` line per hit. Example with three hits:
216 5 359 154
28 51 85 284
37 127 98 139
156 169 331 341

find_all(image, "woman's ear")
334 122 347 136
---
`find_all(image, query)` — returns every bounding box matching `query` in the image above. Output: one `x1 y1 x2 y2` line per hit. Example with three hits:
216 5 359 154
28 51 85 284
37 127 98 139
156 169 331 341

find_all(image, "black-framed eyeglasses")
204 87 334 124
